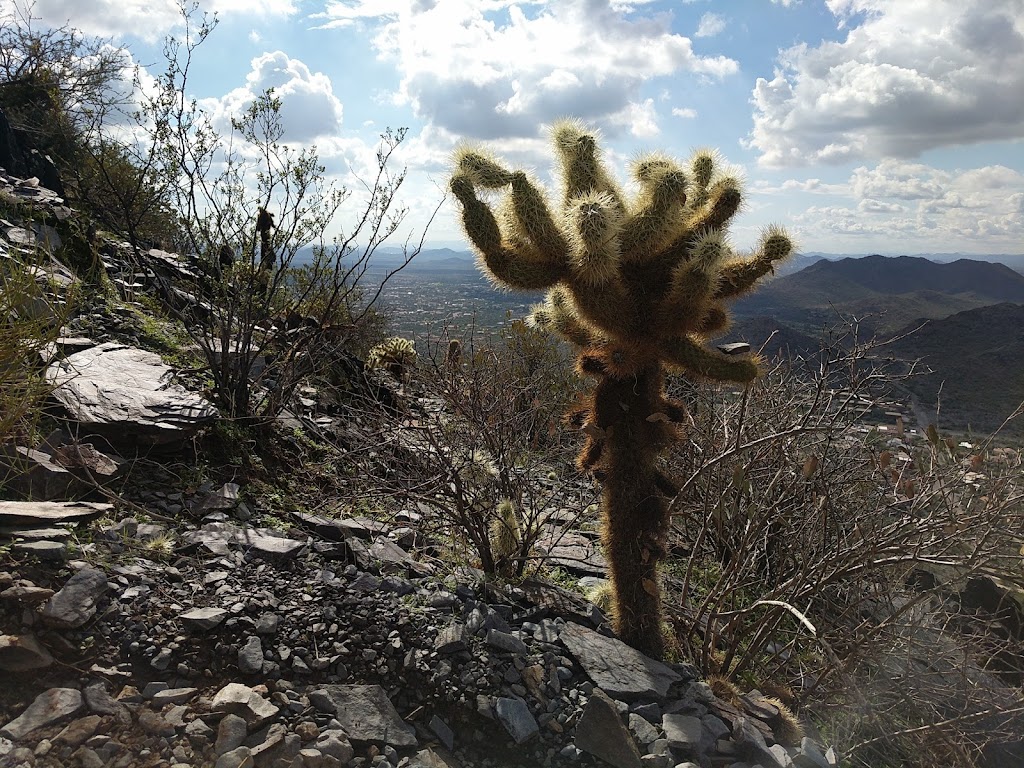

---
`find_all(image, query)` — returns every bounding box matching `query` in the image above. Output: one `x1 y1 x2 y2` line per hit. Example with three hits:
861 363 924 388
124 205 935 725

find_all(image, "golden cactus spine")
450 120 792 659
368 337 417 381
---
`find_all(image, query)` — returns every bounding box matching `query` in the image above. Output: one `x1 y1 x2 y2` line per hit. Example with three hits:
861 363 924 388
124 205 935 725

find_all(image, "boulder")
37 567 108 628
559 622 682 701
575 689 642 768
0 501 111 527
46 342 218 446
0 688 83 741
308 685 417 748
0 634 54 671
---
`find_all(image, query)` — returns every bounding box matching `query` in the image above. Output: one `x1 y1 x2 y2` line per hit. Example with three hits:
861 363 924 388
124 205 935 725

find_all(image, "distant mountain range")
732 254 1024 335
370 247 1024 436
719 256 1024 437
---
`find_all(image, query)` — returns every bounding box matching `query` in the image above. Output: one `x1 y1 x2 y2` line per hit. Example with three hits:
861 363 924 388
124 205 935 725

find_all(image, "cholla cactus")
450 120 792 658
367 337 417 381
490 498 522 578
444 338 463 369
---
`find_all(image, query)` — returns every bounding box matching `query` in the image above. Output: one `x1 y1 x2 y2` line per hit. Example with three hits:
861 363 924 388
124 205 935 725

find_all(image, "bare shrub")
661 320 1024 766
335 319 595 578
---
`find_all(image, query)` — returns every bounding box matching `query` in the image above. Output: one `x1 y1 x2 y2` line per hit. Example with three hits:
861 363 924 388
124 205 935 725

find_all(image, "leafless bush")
334 319 595 578
660 320 1024 766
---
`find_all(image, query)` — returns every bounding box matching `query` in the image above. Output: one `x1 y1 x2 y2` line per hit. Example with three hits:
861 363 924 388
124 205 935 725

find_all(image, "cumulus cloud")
792 160 1024 249
201 52 344 143
696 12 726 38
850 160 945 201
747 1 1024 166
857 199 904 214
313 0 738 142
672 107 697 119
752 178 848 195
26 0 297 41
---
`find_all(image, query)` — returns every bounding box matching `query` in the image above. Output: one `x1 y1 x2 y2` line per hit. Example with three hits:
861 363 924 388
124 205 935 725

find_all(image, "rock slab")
38 567 108 628
494 697 539 745
559 622 682 701
308 685 417 748
574 688 642 768
46 342 217 445
1 688 84 740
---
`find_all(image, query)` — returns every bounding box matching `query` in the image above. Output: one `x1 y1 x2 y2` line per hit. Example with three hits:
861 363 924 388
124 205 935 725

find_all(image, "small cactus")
451 120 792 658
586 580 617 623
707 674 743 707
368 337 417 381
490 498 522 577
761 695 804 747
445 338 462 369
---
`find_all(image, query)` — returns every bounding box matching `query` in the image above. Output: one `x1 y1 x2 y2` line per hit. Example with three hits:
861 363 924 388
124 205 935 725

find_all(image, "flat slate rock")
181 522 306 559
211 683 279 727
0 634 54 672
559 622 681 701
179 607 229 631
1 687 83 740
45 342 217 445
38 567 108 628
494 697 539 745
0 501 112 527
536 530 608 577
575 688 642 768
308 685 417 748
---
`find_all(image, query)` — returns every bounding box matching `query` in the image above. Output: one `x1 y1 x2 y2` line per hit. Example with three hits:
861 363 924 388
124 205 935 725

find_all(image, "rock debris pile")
0 503 841 768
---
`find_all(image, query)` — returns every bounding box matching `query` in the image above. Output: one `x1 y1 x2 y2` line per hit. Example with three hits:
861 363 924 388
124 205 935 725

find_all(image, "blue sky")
12 0 1024 255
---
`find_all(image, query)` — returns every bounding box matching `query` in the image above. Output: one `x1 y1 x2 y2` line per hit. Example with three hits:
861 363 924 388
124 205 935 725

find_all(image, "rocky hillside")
0 158 849 767
884 302 1024 437
733 254 1024 334
2 112 1023 767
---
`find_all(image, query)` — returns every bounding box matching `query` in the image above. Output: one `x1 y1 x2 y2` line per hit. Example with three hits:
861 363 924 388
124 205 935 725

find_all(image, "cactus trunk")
596 363 669 658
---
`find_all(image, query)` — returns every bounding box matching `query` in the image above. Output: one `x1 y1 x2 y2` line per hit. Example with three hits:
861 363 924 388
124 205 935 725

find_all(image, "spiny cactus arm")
688 176 742 233
715 226 793 299
506 172 570 262
686 148 718 209
531 287 597 348
660 178 742 265
618 157 688 261
696 304 730 336
454 147 514 188
565 191 623 286
451 172 565 290
661 335 761 383
553 119 626 212
657 231 725 337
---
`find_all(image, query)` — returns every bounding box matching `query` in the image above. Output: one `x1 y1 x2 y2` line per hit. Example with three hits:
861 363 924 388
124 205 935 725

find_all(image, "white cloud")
200 52 344 143
25 0 296 41
752 178 848 195
672 107 697 119
770 0 800 6
857 199 904 214
609 99 660 138
792 161 1024 249
695 12 726 38
747 1 1024 166
850 160 945 201
313 0 738 143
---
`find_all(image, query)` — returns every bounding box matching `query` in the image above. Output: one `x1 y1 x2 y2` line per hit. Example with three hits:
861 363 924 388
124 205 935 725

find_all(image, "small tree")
134 7 432 420
450 121 792 658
